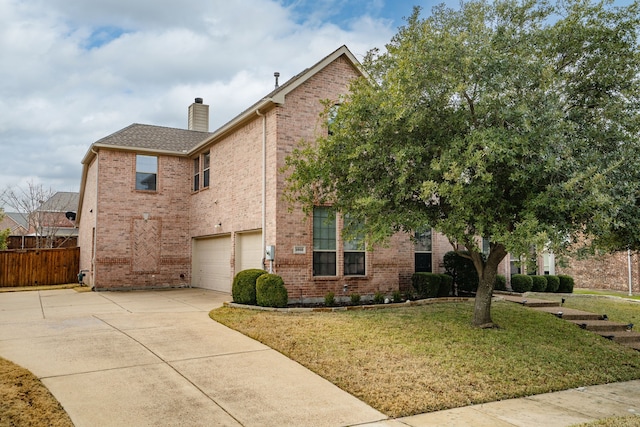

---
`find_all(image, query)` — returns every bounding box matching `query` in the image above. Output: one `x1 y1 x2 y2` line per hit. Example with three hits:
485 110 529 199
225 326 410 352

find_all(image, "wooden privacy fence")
0 247 80 287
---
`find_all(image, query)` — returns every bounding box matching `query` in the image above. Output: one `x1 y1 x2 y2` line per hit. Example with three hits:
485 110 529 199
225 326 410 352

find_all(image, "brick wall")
558 251 640 293
92 150 191 289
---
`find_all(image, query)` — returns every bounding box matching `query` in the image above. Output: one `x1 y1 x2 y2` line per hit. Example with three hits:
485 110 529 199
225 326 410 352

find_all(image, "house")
0 212 28 236
77 45 513 300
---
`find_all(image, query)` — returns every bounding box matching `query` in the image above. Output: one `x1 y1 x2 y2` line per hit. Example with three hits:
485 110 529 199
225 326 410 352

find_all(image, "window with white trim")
203 152 210 188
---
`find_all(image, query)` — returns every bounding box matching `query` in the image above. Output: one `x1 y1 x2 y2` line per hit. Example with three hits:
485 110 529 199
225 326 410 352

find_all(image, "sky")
0 0 635 198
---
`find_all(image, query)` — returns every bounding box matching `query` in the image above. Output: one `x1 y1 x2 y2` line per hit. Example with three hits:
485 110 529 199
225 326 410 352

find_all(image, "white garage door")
192 236 231 292
236 230 263 273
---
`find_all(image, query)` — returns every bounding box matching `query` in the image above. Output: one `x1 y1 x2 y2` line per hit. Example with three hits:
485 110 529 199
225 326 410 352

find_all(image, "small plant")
557 275 575 293
531 275 548 292
324 292 336 307
494 274 507 291
545 275 560 293
392 290 402 303
510 274 533 293
437 274 453 297
350 293 361 305
411 272 441 298
373 291 385 304
232 269 267 305
256 274 288 308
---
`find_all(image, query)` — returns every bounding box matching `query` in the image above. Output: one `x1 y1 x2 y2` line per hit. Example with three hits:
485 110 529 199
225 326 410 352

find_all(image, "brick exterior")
558 251 640 293
77 47 559 296
79 150 192 289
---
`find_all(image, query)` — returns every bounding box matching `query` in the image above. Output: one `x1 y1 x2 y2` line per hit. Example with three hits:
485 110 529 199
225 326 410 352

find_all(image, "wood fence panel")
0 247 80 287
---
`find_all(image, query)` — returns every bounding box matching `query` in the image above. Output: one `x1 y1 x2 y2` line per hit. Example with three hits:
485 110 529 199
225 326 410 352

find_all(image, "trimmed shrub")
324 292 336 307
443 251 483 294
494 275 507 291
545 275 560 293
437 274 453 297
350 293 361 304
256 274 288 307
232 269 267 305
510 274 533 293
557 275 575 293
412 272 441 298
531 275 548 292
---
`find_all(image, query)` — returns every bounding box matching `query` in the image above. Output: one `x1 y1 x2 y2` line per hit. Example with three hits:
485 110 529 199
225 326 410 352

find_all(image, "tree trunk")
471 243 507 328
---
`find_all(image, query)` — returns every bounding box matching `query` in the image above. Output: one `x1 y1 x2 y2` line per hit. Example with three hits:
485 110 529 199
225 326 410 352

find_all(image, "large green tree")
285 0 640 327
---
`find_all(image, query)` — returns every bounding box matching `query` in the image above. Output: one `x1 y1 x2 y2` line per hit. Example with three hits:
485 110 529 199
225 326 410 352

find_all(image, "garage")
236 230 263 273
192 236 231 292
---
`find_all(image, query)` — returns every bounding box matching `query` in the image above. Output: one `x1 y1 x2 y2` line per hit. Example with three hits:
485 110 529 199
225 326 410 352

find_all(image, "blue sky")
0 0 635 199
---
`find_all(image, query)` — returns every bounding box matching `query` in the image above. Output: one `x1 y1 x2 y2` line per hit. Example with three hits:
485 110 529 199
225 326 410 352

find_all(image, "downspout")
256 109 267 270
91 147 99 288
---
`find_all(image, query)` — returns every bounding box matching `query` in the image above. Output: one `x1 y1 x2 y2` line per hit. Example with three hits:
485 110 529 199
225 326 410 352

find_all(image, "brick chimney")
188 98 209 132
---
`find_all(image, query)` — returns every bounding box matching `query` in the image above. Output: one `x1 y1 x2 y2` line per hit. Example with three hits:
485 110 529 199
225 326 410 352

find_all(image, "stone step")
500 295 560 308
625 341 640 352
568 320 631 332
597 330 640 344
533 306 604 321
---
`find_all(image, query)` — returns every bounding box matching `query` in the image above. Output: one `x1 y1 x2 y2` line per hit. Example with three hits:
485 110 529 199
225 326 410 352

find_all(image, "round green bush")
411 272 441 298
510 274 533 293
494 274 507 291
437 274 453 297
545 275 560 293
531 275 548 292
443 251 483 294
232 269 267 305
256 274 288 308
557 275 575 293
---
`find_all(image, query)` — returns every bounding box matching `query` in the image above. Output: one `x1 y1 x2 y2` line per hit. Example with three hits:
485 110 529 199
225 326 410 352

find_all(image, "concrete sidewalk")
368 380 640 426
0 288 385 426
1 288 639 426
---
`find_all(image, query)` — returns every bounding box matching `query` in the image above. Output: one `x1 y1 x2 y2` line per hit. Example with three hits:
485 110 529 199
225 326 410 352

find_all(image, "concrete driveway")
0 288 385 427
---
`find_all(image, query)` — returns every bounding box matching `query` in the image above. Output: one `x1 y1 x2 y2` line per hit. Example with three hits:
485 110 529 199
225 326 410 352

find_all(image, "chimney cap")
194 97 203 104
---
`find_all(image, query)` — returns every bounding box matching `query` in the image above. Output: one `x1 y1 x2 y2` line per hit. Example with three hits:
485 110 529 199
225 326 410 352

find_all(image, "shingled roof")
92 123 212 154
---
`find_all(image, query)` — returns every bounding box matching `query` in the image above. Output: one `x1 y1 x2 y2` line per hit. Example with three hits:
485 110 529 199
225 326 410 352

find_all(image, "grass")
0 357 73 427
210 300 640 418
574 288 640 301
530 292 640 325
572 415 640 426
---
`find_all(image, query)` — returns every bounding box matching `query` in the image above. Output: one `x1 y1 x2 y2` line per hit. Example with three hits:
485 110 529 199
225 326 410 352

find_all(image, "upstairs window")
343 216 365 275
193 157 200 191
203 152 210 188
414 228 432 272
136 155 157 191
313 207 336 276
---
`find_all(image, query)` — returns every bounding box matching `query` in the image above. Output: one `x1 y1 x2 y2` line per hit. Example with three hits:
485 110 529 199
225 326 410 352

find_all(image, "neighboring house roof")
6 212 28 230
38 192 80 213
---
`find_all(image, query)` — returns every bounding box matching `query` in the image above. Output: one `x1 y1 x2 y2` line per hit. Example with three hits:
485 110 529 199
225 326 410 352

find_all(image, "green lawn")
531 292 640 325
210 300 640 418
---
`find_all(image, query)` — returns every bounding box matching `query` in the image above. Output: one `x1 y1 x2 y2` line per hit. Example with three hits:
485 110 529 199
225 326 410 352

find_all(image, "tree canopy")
285 0 640 326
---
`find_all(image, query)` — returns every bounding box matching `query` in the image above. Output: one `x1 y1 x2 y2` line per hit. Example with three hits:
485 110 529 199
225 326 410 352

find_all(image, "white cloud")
0 0 396 194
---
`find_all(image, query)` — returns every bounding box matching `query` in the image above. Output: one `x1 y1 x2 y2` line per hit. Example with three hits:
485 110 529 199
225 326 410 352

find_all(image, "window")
482 237 491 256
343 216 365 275
327 104 340 136
193 157 200 191
203 152 210 188
313 207 336 276
415 228 432 272
136 155 157 191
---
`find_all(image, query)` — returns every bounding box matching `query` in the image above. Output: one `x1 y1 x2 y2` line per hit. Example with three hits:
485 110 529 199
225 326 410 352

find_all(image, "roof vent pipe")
274 72 280 88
